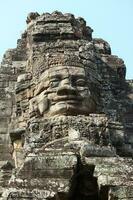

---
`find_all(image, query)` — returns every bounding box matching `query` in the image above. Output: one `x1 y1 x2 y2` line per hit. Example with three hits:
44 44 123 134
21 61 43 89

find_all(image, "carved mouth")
53 95 83 102
56 100 80 105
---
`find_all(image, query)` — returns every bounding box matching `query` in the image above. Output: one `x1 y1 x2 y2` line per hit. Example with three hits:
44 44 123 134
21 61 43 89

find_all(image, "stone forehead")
49 65 85 75
39 65 86 81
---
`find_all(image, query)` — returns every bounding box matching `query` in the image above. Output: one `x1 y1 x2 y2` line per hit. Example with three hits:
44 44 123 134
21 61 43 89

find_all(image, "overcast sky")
0 0 133 79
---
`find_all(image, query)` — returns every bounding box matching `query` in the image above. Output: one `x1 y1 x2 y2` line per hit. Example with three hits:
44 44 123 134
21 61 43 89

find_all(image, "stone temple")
0 11 133 200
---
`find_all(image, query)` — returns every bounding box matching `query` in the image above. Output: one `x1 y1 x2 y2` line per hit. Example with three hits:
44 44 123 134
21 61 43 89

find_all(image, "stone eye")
50 77 60 88
75 79 86 87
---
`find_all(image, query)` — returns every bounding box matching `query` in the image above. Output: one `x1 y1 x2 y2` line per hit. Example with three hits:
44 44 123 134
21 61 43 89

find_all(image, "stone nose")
57 78 77 96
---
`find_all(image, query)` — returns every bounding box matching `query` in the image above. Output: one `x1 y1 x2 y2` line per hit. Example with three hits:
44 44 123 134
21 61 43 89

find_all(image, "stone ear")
29 97 38 116
37 94 49 115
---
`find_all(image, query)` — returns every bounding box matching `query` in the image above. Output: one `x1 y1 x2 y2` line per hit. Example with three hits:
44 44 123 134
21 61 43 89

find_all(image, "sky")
0 0 133 79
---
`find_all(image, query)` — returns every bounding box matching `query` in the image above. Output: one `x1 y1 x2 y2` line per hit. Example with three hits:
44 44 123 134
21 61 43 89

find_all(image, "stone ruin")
0 11 133 200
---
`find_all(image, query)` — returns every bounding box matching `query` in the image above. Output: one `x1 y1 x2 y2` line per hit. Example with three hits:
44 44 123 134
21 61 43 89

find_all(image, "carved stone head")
30 56 97 117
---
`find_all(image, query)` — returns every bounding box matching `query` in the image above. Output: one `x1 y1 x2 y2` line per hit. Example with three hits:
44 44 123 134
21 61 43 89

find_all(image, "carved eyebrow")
71 74 86 79
48 74 86 80
49 74 62 79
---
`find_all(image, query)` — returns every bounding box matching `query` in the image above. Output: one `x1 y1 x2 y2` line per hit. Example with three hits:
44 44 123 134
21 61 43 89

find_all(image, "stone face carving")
32 64 96 117
0 11 133 200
